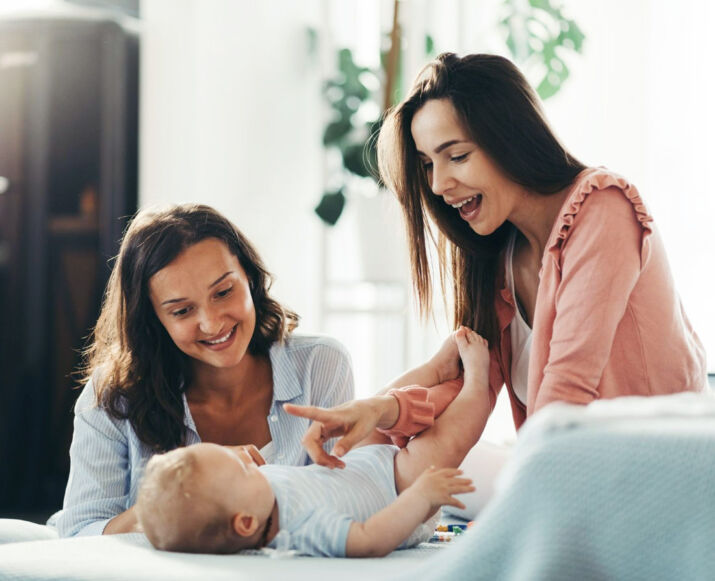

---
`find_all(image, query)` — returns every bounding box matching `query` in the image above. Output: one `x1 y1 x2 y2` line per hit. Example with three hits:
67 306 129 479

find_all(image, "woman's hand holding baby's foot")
428 330 462 383
455 327 490 388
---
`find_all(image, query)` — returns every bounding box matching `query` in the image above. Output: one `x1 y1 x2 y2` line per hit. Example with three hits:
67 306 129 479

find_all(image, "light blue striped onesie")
262 444 429 557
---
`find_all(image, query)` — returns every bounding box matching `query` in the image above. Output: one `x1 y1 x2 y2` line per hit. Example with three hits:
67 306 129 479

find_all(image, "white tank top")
506 232 532 405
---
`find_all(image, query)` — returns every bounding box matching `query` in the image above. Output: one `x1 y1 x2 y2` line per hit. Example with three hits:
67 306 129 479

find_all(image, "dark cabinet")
0 14 138 513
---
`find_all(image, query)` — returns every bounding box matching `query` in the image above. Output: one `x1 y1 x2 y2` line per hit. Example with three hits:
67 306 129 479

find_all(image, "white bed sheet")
0 532 448 581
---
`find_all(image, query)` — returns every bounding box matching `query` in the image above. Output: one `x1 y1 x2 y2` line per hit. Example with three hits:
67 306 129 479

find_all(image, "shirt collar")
182 392 198 434
181 338 304 434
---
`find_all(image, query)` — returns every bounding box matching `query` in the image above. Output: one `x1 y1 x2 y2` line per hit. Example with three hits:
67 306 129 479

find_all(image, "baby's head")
136 443 274 554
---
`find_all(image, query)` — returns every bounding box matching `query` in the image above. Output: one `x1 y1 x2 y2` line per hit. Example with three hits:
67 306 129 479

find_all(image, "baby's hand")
411 466 475 511
455 327 489 385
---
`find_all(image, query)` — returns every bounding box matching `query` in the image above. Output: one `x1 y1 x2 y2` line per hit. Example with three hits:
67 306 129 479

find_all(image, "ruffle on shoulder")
547 167 654 257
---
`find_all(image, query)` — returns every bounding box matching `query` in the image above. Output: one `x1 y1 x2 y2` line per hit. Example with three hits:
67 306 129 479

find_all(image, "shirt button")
270 415 278 422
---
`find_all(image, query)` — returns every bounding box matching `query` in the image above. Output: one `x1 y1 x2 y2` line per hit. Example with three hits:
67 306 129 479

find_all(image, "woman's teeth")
450 195 478 209
205 328 234 344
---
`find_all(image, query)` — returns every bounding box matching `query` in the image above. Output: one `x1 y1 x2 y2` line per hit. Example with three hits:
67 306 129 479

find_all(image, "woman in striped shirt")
47 204 355 537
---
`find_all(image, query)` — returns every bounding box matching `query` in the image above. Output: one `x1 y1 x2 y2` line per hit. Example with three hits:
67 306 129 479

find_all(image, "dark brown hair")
377 53 585 344
82 204 299 451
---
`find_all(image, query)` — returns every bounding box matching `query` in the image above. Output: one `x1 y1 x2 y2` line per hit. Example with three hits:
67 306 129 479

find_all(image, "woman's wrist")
378 387 435 439
373 395 400 430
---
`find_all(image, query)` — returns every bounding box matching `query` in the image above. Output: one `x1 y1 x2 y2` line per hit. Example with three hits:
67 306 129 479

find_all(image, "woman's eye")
421 160 433 171
216 287 233 298
171 307 190 317
450 153 468 163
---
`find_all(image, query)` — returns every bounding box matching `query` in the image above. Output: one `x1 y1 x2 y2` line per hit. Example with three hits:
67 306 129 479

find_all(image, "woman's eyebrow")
160 271 234 306
208 271 233 289
161 296 186 306
416 139 469 156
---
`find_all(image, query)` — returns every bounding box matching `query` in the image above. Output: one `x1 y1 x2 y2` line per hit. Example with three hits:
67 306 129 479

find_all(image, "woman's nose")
430 165 453 197
198 307 222 335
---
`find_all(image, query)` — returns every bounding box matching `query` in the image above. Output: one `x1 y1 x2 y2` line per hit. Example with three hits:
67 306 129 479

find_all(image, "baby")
136 327 490 557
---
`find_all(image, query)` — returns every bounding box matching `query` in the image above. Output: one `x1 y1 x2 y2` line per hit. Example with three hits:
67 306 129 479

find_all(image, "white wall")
140 0 326 330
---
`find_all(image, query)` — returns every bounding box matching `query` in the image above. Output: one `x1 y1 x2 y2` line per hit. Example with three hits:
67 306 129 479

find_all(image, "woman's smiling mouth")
450 194 483 221
199 324 238 349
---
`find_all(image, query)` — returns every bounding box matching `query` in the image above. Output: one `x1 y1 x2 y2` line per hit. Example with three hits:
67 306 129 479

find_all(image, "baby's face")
197 443 259 479
192 443 270 509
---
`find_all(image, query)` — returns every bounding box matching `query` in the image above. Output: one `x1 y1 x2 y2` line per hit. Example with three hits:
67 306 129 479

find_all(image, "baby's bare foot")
455 326 489 388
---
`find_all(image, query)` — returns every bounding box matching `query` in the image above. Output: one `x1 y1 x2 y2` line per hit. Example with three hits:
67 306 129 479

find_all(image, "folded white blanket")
522 390 715 436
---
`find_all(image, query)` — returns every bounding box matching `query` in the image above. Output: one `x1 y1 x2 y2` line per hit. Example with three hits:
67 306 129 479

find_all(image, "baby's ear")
231 513 259 538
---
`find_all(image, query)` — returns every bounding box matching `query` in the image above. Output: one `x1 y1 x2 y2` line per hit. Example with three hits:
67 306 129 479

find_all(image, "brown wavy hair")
377 53 585 345
81 204 299 452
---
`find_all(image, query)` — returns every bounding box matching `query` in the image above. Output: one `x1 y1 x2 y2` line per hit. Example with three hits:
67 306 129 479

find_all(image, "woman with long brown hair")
287 53 706 504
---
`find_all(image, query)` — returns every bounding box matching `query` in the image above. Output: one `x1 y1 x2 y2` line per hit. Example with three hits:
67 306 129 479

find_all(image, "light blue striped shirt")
49 335 354 537
263 444 401 557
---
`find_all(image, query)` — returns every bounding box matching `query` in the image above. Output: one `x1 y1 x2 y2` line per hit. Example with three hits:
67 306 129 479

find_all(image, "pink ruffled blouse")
384 167 707 437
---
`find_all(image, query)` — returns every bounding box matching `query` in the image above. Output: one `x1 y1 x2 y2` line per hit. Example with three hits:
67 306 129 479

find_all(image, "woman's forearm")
381 361 443 394
368 394 400 429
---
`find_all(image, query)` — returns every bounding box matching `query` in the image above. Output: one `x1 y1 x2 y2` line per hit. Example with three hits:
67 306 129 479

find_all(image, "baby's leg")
394 327 491 494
